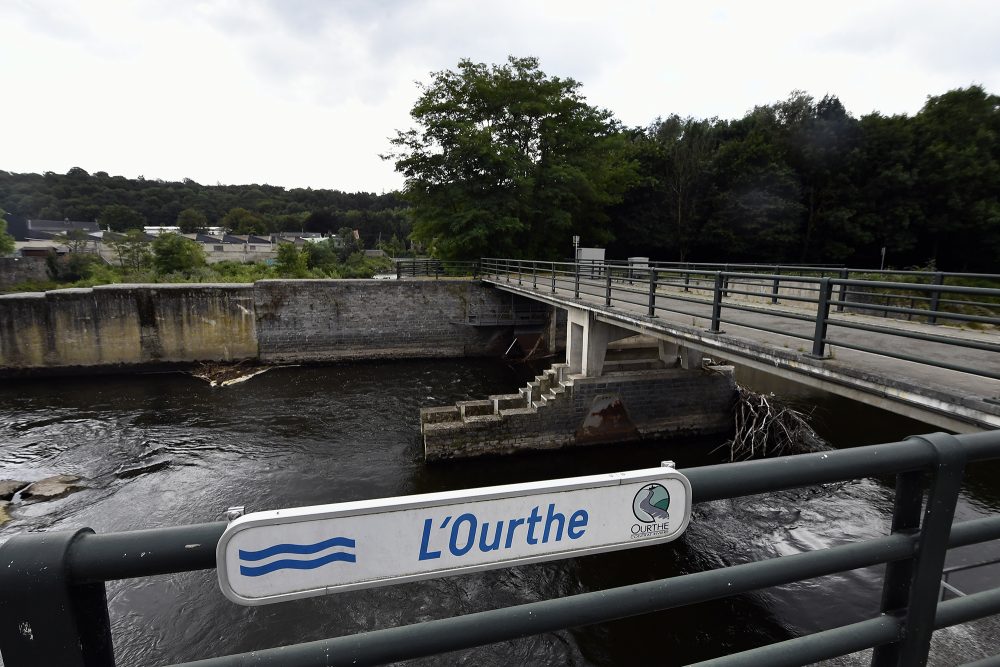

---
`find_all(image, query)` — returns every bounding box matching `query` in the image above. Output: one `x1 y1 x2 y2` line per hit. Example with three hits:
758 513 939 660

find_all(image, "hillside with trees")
0 172 412 251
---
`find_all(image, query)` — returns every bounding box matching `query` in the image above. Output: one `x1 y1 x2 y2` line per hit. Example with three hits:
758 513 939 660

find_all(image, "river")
1 359 998 666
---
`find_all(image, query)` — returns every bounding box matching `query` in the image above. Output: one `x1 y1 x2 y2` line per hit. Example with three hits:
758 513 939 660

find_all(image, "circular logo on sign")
633 483 671 523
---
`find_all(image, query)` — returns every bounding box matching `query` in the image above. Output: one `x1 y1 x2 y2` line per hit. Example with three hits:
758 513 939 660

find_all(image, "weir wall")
421 363 736 460
0 280 523 376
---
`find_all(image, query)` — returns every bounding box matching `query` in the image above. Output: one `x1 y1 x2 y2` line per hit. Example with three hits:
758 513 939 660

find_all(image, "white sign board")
217 468 691 606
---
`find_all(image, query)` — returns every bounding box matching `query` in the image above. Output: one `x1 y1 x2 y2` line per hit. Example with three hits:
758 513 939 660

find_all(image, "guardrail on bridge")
481 258 1000 382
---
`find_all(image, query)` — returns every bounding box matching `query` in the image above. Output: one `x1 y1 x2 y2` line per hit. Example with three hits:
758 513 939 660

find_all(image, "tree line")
386 57 999 272
3 57 998 272
0 171 412 250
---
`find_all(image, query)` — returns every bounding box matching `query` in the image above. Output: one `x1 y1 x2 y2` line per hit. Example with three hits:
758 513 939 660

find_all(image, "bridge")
477 259 1000 432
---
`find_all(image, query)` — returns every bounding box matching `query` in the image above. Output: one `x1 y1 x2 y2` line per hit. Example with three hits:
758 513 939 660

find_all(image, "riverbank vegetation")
3 57 998 274
5 235 394 292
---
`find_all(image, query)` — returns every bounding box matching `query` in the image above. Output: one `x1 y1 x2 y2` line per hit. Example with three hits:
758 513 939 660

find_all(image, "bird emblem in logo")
633 483 671 523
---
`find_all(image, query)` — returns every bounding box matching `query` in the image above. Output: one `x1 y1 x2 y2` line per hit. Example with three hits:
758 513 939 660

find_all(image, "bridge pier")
565 307 636 377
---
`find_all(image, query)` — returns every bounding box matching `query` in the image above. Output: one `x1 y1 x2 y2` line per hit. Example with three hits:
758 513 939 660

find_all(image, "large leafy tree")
384 56 638 259
177 207 208 234
151 232 206 275
99 204 146 232
913 86 1000 270
650 115 719 261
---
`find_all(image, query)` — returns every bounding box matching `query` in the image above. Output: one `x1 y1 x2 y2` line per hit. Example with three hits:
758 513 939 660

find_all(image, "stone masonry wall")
0 257 48 289
421 364 736 460
254 280 511 363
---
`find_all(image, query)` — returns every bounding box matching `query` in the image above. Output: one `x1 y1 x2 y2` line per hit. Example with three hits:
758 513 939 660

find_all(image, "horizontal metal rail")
3 432 1000 667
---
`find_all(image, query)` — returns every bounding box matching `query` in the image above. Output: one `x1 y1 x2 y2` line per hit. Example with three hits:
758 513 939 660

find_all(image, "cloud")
817 0 1000 75
1 0 998 192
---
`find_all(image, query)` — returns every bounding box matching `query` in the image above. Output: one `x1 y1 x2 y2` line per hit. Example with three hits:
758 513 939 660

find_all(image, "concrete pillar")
658 341 679 367
565 306 635 377
679 346 704 370
567 321 584 374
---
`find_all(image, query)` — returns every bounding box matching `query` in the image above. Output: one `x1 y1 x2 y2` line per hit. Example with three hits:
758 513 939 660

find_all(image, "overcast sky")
3 0 998 193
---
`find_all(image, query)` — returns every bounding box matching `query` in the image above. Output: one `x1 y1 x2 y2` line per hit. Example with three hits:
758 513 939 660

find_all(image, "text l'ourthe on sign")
216 468 691 605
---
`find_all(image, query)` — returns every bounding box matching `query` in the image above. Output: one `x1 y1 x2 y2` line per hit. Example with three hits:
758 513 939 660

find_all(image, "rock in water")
22 474 82 500
116 459 171 479
0 479 28 501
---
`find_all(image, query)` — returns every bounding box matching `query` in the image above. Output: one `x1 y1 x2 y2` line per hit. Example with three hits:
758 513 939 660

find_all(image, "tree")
913 86 1000 270
650 115 719 261
220 207 266 235
151 232 206 275
98 204 146 232
0 209 14 256
335 226 362 261
275 242 309 278
108 229 152 272
177 208 208 234
384 56 637 259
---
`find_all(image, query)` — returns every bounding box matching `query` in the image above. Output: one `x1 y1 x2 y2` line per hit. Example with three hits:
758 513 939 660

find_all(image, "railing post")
871 433 966 667
710 272 724 332
574 261 580 299
0 528 115 667
605 268 613 307
771 265 780 304
647 269 658 318
927 272 943 325
809 277 833 358
684 263 691 292
517 260 522 286
836 268 849 312
550 264 556 294
396 262 402 280
532 261 537 289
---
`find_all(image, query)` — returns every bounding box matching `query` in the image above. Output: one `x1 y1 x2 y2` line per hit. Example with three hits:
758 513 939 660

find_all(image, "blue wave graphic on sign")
238 537 356 561
238 537 357 577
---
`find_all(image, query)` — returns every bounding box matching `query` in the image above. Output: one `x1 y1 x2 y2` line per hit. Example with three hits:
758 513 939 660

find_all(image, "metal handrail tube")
824 319 1000 354
945 515 1000 548
934 586 1000 629
68 522 226 584
692 584 1000 667
815 338 1000 382
711 287 821 305
833 299 1000 326
715 301 819 324
834 279 1000 297
688 616 904 667
166 532 920 667
714 318 815 343
685 437 938 503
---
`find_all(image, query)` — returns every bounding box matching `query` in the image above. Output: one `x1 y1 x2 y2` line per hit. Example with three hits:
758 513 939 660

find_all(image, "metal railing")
480 258 1000 382
395 259 479 279
2 431 1000 666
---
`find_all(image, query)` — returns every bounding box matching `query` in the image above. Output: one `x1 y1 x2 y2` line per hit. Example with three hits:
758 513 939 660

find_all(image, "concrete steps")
420 363 575 434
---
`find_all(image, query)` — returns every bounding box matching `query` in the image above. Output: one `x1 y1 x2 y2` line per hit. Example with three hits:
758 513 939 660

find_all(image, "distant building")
20 219 99 242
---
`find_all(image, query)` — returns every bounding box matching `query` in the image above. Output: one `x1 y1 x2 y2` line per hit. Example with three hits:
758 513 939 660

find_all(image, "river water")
1 359 998 666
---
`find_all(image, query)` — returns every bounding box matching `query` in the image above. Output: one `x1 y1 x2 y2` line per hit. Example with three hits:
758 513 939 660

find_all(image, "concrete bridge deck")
483 273 1000 432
